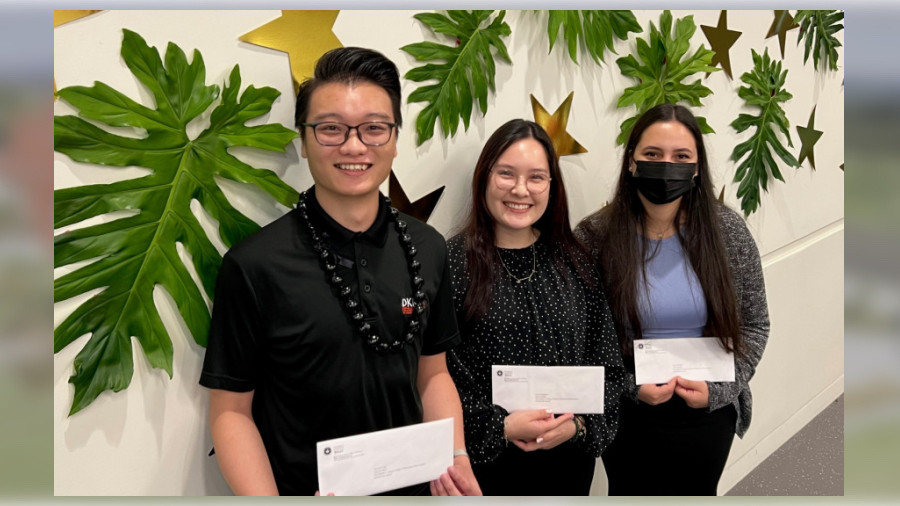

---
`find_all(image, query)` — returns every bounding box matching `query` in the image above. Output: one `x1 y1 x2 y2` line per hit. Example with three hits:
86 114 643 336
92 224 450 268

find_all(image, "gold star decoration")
239 11 343 93
54 10 101 27
766 10 799 59
388 173 445 223
701 11 742 80
530 92 587 158
796 106 824 170
54 10 103 99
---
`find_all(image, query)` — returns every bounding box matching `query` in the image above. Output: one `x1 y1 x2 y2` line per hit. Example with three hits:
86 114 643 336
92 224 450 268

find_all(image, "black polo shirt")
200 186 460 496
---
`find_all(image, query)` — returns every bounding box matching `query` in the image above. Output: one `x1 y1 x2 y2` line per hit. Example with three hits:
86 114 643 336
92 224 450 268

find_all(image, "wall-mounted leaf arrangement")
54 29 298 415
729 48 799 215
543 10 641 65
614 10 720 145
794 10 844 72
401 10 511 146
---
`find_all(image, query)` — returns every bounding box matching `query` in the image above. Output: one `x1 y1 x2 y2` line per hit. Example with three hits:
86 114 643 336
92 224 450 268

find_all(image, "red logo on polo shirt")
401 297 427 315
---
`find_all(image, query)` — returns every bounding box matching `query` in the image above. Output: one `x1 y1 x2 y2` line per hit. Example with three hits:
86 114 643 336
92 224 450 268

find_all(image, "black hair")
294 47 402 136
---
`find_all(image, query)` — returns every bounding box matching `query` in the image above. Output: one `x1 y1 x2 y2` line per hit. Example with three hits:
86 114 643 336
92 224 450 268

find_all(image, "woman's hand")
637 377 677 405
512 413 577 452
674 376 709 408
504 409 574 443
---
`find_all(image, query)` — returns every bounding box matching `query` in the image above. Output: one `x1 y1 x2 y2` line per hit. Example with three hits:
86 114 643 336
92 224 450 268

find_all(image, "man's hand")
637 377 677 405
430 455 482 496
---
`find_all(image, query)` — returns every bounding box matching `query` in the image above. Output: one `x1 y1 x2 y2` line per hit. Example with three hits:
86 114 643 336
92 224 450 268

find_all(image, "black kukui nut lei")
297 190 425 352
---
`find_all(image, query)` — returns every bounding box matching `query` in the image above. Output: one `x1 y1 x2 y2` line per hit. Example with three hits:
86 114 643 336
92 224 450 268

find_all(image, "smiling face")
300 81 398 209
485 138 551 246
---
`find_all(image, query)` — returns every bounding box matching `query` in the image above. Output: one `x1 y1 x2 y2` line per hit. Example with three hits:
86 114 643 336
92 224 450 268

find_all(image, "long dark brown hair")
458 119 590 324
596 104 742 356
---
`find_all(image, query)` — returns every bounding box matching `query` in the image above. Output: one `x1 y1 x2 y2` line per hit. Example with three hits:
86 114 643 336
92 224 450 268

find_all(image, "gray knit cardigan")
574 205 770 438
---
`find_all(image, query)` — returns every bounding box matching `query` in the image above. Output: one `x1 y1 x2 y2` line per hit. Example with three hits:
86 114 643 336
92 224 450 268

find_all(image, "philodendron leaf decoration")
54 29 298 415
615 10 720 145
545 10 642 65
794 10 844 72
401 10 511 146
729 48 799 216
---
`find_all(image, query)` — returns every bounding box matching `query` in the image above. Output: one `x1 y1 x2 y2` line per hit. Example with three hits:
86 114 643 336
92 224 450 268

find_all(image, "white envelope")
633 337 735 385
491 365 605 414
316 418 453 496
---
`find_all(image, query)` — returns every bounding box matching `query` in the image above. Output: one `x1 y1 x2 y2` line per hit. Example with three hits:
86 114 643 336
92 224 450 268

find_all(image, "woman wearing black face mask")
574 104 770 495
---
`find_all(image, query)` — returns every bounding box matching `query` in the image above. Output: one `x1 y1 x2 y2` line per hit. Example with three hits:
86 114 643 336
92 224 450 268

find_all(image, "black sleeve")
199 251 263 392
421 234 461 355
576 274 627 457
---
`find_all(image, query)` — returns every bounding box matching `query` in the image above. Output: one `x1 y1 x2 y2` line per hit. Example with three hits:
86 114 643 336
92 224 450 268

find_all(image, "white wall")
54 10 844 495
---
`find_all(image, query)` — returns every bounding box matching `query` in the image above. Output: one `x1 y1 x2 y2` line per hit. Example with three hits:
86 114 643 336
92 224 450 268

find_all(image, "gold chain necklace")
647 224 672 240
498 243 536 284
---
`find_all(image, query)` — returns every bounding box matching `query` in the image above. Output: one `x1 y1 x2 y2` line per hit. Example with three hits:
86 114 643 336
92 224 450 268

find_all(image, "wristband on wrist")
571 415 586 442
502 415 509 446
453 448 469 459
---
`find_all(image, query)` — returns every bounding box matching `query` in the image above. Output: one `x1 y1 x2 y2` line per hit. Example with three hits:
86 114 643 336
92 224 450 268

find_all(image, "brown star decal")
796 106 824 170
718 185 726 203
702 11 742 80
531 92 587 158
239 11 342 94
766 10 799 59
388 173 445 223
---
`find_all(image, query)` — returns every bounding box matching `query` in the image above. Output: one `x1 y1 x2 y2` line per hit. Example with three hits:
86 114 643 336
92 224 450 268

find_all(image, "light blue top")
637 234 707 338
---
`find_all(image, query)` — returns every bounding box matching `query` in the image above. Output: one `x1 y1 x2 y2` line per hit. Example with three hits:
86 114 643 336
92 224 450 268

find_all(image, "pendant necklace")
498 243 537 284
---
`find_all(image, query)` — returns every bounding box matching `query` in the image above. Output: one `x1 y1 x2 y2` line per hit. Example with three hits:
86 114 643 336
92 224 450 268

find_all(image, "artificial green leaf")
401 10 511 146
614 10 720 145
544 10 641 65
794 10 844 72
729 48 799 216
54 29 298 415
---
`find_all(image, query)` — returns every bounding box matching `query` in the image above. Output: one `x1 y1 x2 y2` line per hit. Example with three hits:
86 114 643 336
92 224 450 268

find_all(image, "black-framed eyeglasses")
301 121 398 147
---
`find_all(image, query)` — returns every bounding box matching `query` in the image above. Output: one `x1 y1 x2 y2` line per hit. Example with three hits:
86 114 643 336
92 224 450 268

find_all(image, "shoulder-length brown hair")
596 104 742 356
458 119 589 324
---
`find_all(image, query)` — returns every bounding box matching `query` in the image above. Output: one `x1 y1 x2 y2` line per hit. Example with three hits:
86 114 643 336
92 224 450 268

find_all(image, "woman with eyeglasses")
575 104 770 495
444 119 626 495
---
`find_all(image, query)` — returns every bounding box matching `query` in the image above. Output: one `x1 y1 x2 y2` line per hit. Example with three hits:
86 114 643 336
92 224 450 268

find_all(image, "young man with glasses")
200 47 480 496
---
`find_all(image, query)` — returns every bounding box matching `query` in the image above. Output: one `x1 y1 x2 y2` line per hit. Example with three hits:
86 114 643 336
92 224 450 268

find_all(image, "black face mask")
631 160 697 205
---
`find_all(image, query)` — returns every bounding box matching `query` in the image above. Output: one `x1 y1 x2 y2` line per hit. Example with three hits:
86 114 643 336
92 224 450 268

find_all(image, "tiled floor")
726 394 844 496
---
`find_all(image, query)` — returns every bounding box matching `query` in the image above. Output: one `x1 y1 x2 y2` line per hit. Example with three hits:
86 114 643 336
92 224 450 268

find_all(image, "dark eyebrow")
309 112 393 123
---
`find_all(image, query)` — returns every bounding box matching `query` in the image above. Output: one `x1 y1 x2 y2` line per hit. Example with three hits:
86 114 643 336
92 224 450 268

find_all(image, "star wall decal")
718 185 726 203
766 10 799 59
701 11 742 80
530 92 587 158
54 10 101 27
388 173 445 223
239 11 343 93
796 106 824 170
